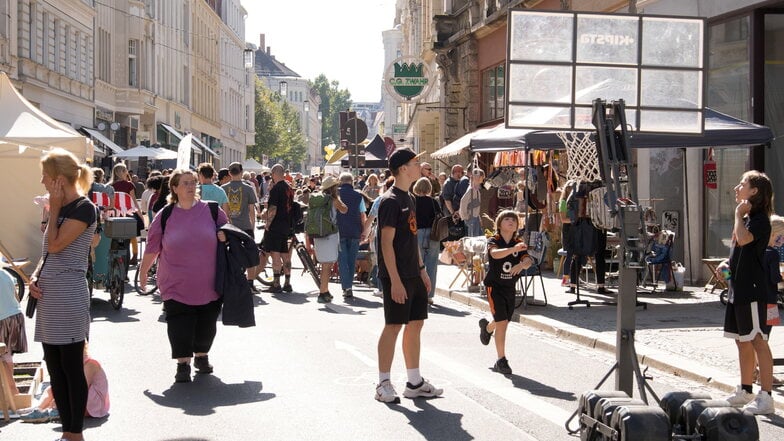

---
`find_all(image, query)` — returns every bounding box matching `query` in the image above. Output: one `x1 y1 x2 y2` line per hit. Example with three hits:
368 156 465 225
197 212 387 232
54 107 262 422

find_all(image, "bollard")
679 399 731 436
696 407 759 441
610 405 671 441
659 390 712 432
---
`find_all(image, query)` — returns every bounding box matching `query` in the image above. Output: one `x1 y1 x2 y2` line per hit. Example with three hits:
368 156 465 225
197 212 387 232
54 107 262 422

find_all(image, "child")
478 210 535 375
759 215 784 388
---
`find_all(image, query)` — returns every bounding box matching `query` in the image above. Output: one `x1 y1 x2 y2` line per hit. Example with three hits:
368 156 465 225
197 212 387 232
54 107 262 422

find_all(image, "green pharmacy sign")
384 57 434 102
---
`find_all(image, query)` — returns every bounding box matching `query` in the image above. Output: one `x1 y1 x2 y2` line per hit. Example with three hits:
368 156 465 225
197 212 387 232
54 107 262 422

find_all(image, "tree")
249 79 306 169
311 74 352 147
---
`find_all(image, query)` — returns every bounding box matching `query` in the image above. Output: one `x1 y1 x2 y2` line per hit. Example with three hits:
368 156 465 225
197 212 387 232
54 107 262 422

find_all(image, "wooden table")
701 258 727 293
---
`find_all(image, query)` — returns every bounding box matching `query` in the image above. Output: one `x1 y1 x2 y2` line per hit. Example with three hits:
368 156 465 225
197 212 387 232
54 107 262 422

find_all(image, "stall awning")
470 108 773 153
159 123 203 154
82 128 123 154
430 124 502 159
192 136 217 157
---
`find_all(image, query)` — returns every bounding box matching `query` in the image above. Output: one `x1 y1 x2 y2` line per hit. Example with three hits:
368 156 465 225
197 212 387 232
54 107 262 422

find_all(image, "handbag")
448 218 466 239
429 199 449 242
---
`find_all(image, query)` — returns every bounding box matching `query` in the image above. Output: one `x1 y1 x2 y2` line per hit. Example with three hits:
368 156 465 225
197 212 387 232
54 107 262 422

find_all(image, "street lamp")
279 81 288 100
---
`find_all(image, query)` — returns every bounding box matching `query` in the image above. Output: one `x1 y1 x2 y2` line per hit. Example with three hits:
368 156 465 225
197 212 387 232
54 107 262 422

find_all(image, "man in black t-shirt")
374 148 443 404
262 164 294 293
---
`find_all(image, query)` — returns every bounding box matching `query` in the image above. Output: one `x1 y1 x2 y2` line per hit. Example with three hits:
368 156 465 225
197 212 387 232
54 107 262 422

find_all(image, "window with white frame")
129 39 138 87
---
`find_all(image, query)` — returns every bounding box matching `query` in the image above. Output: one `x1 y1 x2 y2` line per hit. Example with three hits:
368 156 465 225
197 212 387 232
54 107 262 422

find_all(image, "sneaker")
343 288 353 298
596 287 613 295
375 380 400 403
317 293 332 304
566 286 575 294
175 362 191 383
493 357 513 375
561 276 570 287
743 391 775 415
194 355 213 374
725 385 755 407
372 289 382 297
403 378 443 399
264 285 283 293
48 408 59 422
20 408 53 423
479 318 492 346
282 283 293 292
427 298 434 305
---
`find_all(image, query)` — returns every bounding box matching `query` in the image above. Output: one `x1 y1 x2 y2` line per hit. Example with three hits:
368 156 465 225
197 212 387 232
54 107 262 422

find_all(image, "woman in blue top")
718 170 775 415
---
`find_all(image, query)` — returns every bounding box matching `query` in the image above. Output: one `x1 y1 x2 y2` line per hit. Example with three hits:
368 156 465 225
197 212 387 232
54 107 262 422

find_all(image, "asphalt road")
4 268 784 440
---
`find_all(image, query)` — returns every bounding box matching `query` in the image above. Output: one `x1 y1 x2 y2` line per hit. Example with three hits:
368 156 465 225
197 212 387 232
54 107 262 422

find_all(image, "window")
98 28 110 82
129 39 138 87
482 64 505 122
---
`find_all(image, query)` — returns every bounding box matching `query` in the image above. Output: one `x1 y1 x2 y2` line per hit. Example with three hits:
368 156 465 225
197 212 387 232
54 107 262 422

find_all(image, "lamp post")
303 100 310 170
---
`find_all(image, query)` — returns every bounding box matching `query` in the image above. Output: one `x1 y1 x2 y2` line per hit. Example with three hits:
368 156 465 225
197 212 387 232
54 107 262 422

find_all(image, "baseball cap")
388 148 423 171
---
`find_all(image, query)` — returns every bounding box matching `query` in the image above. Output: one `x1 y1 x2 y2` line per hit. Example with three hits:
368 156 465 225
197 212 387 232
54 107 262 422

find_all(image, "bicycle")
101 217 136 310
256 232 320 289
134 258 159 295
0 240 31 302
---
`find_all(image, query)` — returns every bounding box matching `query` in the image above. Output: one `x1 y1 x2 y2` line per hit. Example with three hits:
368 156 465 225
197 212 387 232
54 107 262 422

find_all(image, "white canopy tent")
242 158 268 173
111 145 177 159
0 71 92 269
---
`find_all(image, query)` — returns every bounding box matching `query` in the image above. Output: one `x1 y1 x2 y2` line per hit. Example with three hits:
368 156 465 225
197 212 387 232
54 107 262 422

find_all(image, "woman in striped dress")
30 148 96 441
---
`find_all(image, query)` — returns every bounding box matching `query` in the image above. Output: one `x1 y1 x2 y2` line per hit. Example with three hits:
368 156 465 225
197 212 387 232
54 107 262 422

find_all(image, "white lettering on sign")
580 34 635 46
389 78 430 86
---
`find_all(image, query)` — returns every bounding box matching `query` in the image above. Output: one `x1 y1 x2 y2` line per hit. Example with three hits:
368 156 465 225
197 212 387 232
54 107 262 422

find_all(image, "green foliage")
249 79 306 168
311 75 352 146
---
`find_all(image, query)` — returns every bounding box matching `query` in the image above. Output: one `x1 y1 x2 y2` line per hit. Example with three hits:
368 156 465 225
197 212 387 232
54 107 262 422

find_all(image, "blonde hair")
413 177 433 196
166 169 199 205
41 148 92 195
111 162 128 184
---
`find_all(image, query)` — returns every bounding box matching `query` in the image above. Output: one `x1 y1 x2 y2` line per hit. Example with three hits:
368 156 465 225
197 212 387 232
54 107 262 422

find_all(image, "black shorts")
380 276 428 325
724 300 772 342
261 230 289 253
487 284 516 322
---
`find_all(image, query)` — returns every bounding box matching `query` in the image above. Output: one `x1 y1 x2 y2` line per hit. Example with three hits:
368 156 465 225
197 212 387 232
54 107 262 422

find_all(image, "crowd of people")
2 145 783 441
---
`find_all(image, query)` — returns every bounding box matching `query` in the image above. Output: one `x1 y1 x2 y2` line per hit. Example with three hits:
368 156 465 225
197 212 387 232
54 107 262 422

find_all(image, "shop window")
482 64 505 122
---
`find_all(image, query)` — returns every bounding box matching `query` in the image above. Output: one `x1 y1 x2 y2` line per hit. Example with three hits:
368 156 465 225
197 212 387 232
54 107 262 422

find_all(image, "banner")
177 133 192 170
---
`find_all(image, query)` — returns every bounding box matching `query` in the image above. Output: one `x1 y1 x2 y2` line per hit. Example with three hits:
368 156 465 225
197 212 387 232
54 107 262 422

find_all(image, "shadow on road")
344 296 382 309
322 304 366 315
507 373 576 401
428 303 470 317
387 399 472 441
83 415 110 429
271 291 309 305
90 301 141 323
760 413 784 429
143 377 275 416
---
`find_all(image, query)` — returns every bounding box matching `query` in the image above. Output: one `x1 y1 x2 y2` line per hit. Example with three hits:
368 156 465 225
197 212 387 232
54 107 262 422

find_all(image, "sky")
243 0 398 103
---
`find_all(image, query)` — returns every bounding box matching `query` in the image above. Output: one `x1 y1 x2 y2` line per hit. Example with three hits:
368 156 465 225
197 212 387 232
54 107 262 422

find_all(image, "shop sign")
703 148 717 189
384 56 434 102
95 107 113 123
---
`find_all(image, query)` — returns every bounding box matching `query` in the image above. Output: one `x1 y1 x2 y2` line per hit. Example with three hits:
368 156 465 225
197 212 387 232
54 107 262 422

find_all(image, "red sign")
383 137 396 158
703 148 717 189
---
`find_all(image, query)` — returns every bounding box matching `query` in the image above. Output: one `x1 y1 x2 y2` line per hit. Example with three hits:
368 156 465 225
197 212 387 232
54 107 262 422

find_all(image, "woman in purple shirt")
138 169 228 383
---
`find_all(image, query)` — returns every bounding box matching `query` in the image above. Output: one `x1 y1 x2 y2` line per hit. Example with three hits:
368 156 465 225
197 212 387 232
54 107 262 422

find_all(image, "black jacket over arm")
216 224 260 328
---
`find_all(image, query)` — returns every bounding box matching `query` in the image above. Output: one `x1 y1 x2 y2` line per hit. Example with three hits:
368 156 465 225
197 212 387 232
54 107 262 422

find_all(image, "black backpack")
290 201 305 234
160 201 219 235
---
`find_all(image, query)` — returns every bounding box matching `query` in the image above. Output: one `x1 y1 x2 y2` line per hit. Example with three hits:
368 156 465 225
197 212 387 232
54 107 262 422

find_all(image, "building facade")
397 0 783 283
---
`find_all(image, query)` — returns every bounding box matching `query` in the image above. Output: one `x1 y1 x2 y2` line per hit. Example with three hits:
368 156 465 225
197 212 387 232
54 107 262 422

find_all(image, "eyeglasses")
178 180 198 187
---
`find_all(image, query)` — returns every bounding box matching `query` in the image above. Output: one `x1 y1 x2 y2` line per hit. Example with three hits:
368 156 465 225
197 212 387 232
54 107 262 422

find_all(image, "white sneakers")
403 379 444 399
726 386 776 415
376 378 444 402
744 391 775 415
725 385 755 407
375 380 400 403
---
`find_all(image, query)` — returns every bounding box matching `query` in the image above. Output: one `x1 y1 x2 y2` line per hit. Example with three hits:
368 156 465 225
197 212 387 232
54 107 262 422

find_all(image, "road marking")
424 349 573 428
335 340 376 367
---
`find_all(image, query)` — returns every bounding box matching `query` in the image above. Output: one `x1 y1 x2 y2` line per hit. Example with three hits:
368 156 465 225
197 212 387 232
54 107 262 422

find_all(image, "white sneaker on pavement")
725 385 755 407
375 380 400 403
403 378 443 399
743 391 775 415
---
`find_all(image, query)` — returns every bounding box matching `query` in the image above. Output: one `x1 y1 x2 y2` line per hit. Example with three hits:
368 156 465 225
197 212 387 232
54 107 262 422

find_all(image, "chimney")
267 46 271 55
259 34 265 50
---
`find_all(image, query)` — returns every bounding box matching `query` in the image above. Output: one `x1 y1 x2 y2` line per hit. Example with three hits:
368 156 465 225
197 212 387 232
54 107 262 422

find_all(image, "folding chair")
517 231 548 308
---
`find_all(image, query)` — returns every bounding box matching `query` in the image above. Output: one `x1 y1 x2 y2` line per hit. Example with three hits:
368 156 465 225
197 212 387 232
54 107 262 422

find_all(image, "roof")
253 48 300 78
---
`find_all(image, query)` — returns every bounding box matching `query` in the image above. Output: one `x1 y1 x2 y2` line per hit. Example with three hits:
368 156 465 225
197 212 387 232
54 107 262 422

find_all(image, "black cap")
388 148 423 171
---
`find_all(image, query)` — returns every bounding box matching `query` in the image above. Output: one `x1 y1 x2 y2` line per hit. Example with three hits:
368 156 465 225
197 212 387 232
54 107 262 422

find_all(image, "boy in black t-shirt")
479 210 534 375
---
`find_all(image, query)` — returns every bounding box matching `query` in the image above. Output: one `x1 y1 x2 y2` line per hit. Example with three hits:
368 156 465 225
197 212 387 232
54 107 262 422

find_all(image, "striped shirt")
35 197 96 345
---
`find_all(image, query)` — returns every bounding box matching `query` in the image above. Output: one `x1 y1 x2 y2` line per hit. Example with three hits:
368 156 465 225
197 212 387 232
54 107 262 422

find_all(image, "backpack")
305 192 337 238
160 201 219 235
290 201 305 234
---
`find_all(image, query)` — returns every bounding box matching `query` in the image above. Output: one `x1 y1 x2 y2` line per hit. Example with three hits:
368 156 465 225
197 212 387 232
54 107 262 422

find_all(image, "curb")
435 286 784 410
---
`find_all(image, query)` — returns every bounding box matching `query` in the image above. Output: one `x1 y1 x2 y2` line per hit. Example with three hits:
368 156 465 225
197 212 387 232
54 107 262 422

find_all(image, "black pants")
43 341 87 434
570 228 607 285
163 299 222 359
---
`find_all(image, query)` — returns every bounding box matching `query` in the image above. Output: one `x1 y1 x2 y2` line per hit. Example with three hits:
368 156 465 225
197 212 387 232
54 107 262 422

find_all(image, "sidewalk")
433 262 784 409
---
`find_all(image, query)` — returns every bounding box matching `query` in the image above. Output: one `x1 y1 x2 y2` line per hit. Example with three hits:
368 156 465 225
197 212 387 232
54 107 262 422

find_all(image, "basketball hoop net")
557 132 601 182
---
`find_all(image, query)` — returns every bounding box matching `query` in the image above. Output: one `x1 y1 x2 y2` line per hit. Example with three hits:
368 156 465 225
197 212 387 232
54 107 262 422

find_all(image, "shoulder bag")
430 198 449 242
